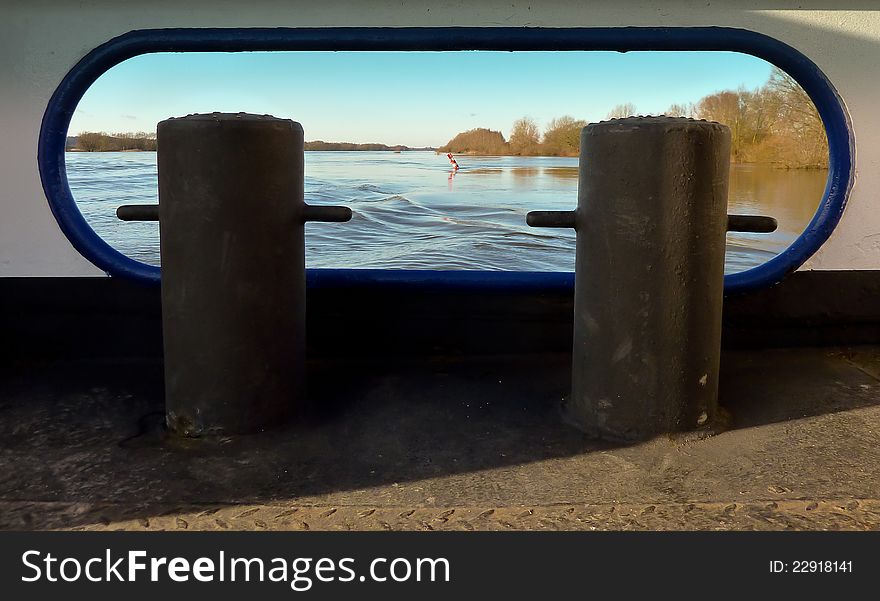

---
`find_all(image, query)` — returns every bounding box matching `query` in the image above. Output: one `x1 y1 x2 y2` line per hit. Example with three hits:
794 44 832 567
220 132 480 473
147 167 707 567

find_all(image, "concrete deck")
1 346 879 530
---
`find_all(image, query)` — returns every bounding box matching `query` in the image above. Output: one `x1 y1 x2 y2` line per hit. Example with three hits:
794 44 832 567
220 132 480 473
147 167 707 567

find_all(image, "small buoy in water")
446 152 460 170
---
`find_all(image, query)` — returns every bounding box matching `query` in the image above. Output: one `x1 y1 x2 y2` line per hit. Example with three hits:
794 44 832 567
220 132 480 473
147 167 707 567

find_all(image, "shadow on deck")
2 346 879 530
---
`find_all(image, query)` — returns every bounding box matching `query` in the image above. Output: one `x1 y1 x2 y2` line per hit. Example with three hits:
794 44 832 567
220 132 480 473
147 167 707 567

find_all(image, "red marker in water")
446 152 460 170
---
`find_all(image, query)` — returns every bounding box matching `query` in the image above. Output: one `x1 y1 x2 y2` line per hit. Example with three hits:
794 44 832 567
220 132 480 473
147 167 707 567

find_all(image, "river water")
66 151 826 274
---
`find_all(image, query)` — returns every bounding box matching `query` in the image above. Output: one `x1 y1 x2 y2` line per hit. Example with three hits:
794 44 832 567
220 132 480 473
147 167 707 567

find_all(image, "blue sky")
71 51 774 147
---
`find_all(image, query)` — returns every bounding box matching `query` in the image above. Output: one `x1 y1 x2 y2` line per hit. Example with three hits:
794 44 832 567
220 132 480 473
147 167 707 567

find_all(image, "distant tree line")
303 141 432 151
439 68 828 168
437 128 510 155
68 133 432 153
694 68 828 168
72 132 158 152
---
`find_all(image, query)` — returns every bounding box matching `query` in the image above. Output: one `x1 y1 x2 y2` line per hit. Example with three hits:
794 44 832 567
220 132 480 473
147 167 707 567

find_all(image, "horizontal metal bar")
303 204 352 223
526 210 577 229
119 203 770 238
117 204 354 224
727 214 778 233
117 205 159 221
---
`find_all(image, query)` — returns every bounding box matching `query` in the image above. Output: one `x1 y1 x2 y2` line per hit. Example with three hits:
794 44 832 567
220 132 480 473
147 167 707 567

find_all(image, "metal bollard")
118 113 351 436
528 117 775 441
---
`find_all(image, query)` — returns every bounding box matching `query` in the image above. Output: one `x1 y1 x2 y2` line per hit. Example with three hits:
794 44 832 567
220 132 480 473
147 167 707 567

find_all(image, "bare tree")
764 67 827 168
664 103 695 118
695 90 754 160
113 132 134 151
509 117 542 155
76 132 105 152
693 70 826 167
606 103 637 120
542 116 587 156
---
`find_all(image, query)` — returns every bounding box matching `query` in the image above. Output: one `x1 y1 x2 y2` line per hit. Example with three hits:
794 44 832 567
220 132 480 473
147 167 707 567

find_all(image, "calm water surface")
66 151 826 274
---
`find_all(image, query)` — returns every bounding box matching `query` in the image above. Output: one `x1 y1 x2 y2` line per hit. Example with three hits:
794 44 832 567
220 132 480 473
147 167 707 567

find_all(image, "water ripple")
66 151 824 274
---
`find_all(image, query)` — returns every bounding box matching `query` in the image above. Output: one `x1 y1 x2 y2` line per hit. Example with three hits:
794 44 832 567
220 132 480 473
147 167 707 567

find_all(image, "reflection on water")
67 151 826 273
726 164 827 272
542 167 580 180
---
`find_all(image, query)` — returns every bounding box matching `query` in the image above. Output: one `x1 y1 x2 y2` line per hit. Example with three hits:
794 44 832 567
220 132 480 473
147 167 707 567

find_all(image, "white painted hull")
2 1 877 278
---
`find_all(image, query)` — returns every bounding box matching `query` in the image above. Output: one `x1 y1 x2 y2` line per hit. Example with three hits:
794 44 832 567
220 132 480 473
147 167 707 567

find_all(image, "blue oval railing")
39 27 853 293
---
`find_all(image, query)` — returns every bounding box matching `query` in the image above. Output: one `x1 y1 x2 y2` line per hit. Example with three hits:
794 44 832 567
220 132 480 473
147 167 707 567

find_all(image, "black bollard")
528 117 775 441
122 113 351 436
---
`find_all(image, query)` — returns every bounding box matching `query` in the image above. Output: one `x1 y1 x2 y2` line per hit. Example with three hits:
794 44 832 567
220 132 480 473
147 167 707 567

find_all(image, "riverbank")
67 133 434 153
441 151 827 170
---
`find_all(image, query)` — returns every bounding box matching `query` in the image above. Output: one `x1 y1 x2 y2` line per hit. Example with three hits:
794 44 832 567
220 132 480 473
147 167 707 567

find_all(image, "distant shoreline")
64 148 438 153
66 148 150 152
64 148 440 152
66 134 435 153
62 146 828 169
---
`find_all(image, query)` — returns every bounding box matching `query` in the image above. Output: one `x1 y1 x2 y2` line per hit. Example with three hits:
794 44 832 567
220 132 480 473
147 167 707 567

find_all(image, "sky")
70 51 775 147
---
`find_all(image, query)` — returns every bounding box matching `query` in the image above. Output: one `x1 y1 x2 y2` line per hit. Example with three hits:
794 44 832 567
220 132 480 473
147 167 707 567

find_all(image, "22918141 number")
770 561 853 573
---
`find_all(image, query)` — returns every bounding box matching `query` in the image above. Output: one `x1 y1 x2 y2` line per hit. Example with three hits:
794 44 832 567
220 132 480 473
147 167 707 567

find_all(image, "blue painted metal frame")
39 27 853 293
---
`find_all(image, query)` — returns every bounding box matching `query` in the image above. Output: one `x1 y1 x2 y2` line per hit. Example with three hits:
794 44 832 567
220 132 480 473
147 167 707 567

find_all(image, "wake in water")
66 151 824 273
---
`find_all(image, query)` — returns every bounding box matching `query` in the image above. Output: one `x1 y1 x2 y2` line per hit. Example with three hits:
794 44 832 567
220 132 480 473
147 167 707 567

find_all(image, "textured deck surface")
2 347 879 530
